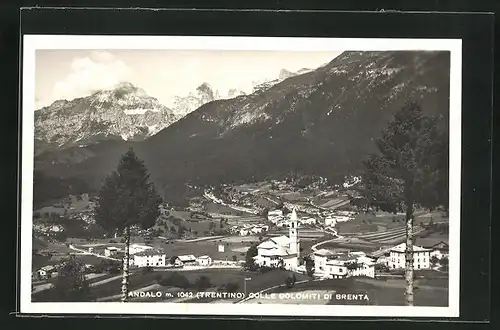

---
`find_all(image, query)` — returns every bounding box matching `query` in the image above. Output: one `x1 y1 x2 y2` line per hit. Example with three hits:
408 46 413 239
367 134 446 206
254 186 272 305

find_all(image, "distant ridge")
35 51 450 202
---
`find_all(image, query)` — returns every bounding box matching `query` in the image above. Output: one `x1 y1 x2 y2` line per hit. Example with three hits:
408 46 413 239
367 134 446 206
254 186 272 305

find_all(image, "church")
253 209 301 271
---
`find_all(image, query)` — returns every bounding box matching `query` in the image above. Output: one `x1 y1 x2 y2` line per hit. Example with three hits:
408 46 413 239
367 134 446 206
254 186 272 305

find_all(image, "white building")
133 249 166 268
37 265 57 279
268 209 283 222
104 246 119 257
197 255 213 266
429 241 449 260
349 256 376 278
324 217 337 227
239 228 250 236
129 244 154 255
388 243 432 270
314 250 375 279
254 209 301 271
300 217 316 225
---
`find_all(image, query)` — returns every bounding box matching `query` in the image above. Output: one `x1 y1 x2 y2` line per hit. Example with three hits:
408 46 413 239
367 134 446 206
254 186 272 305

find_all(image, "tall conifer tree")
363 101 447 305
95 148 162 302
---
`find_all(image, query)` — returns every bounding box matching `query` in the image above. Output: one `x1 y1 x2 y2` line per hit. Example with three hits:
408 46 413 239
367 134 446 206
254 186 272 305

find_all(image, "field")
254 196 278 208
67 234 259 263
33 267 310 303
66 232 265 263
71 254 111 265
249 277 449 306
280 192 307 202
204 202 254 217
318 239 380 254
315 197 349 209
32 254 54 269
185 269 310 303
337 210 448 235
153 236 257 261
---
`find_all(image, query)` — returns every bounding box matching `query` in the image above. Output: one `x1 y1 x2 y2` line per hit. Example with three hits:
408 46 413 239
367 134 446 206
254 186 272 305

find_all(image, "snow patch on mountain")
123 108 160 115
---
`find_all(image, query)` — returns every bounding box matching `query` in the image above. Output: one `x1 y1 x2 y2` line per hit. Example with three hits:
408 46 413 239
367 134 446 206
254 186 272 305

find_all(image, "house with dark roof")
176 254 197 266
430 241 449 260
36 265 57 279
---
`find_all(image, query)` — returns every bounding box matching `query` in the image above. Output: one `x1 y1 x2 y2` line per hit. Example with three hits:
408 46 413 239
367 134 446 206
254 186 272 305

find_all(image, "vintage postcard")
20 35 461 317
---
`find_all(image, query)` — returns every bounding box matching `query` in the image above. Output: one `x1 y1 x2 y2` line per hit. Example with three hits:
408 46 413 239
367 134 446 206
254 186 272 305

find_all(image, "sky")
35 49 342 109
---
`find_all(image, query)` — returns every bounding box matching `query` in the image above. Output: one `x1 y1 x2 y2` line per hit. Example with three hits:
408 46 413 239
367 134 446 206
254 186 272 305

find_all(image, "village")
31 175 450 305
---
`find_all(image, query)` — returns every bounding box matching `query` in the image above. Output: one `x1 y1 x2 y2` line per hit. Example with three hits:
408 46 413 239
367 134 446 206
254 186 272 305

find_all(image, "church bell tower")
289 208 300 262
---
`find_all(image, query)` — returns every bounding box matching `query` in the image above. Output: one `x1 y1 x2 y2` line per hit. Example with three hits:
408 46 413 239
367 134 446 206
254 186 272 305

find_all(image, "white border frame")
20 35 462 317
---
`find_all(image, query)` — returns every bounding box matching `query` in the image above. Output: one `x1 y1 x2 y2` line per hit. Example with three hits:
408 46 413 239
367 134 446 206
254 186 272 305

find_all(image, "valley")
30 49 450 305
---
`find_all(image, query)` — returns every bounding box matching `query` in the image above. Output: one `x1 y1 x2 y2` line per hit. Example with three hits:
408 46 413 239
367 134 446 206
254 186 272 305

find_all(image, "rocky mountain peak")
34 82 178 150
278 69 295 80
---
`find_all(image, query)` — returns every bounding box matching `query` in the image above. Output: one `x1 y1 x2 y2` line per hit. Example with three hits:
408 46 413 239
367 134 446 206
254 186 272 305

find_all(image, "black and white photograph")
20 36 461 317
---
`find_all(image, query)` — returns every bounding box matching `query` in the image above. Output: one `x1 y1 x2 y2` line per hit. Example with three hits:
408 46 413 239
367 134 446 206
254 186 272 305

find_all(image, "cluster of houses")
252 208 449 279
267 207 356 229
305 239 448 279
267 209 317 228
323 211 356 227
252 208 373 279
267 206 355 230
342 175 362 189
102 243 215 268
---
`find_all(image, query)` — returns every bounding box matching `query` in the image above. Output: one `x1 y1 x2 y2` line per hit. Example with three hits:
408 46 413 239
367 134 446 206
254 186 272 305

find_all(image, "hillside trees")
303 256 315 277
362 101 447 306
94 148 163 302
53 255 90 302
245 244 258 270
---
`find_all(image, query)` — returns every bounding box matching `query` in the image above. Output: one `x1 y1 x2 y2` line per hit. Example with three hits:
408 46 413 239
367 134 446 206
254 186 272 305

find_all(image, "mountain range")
34 51 450 206
34 82 178 153
34 68 311 152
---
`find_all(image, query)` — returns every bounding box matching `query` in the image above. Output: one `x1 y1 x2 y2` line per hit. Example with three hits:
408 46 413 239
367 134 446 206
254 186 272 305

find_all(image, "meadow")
266 277 449 306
